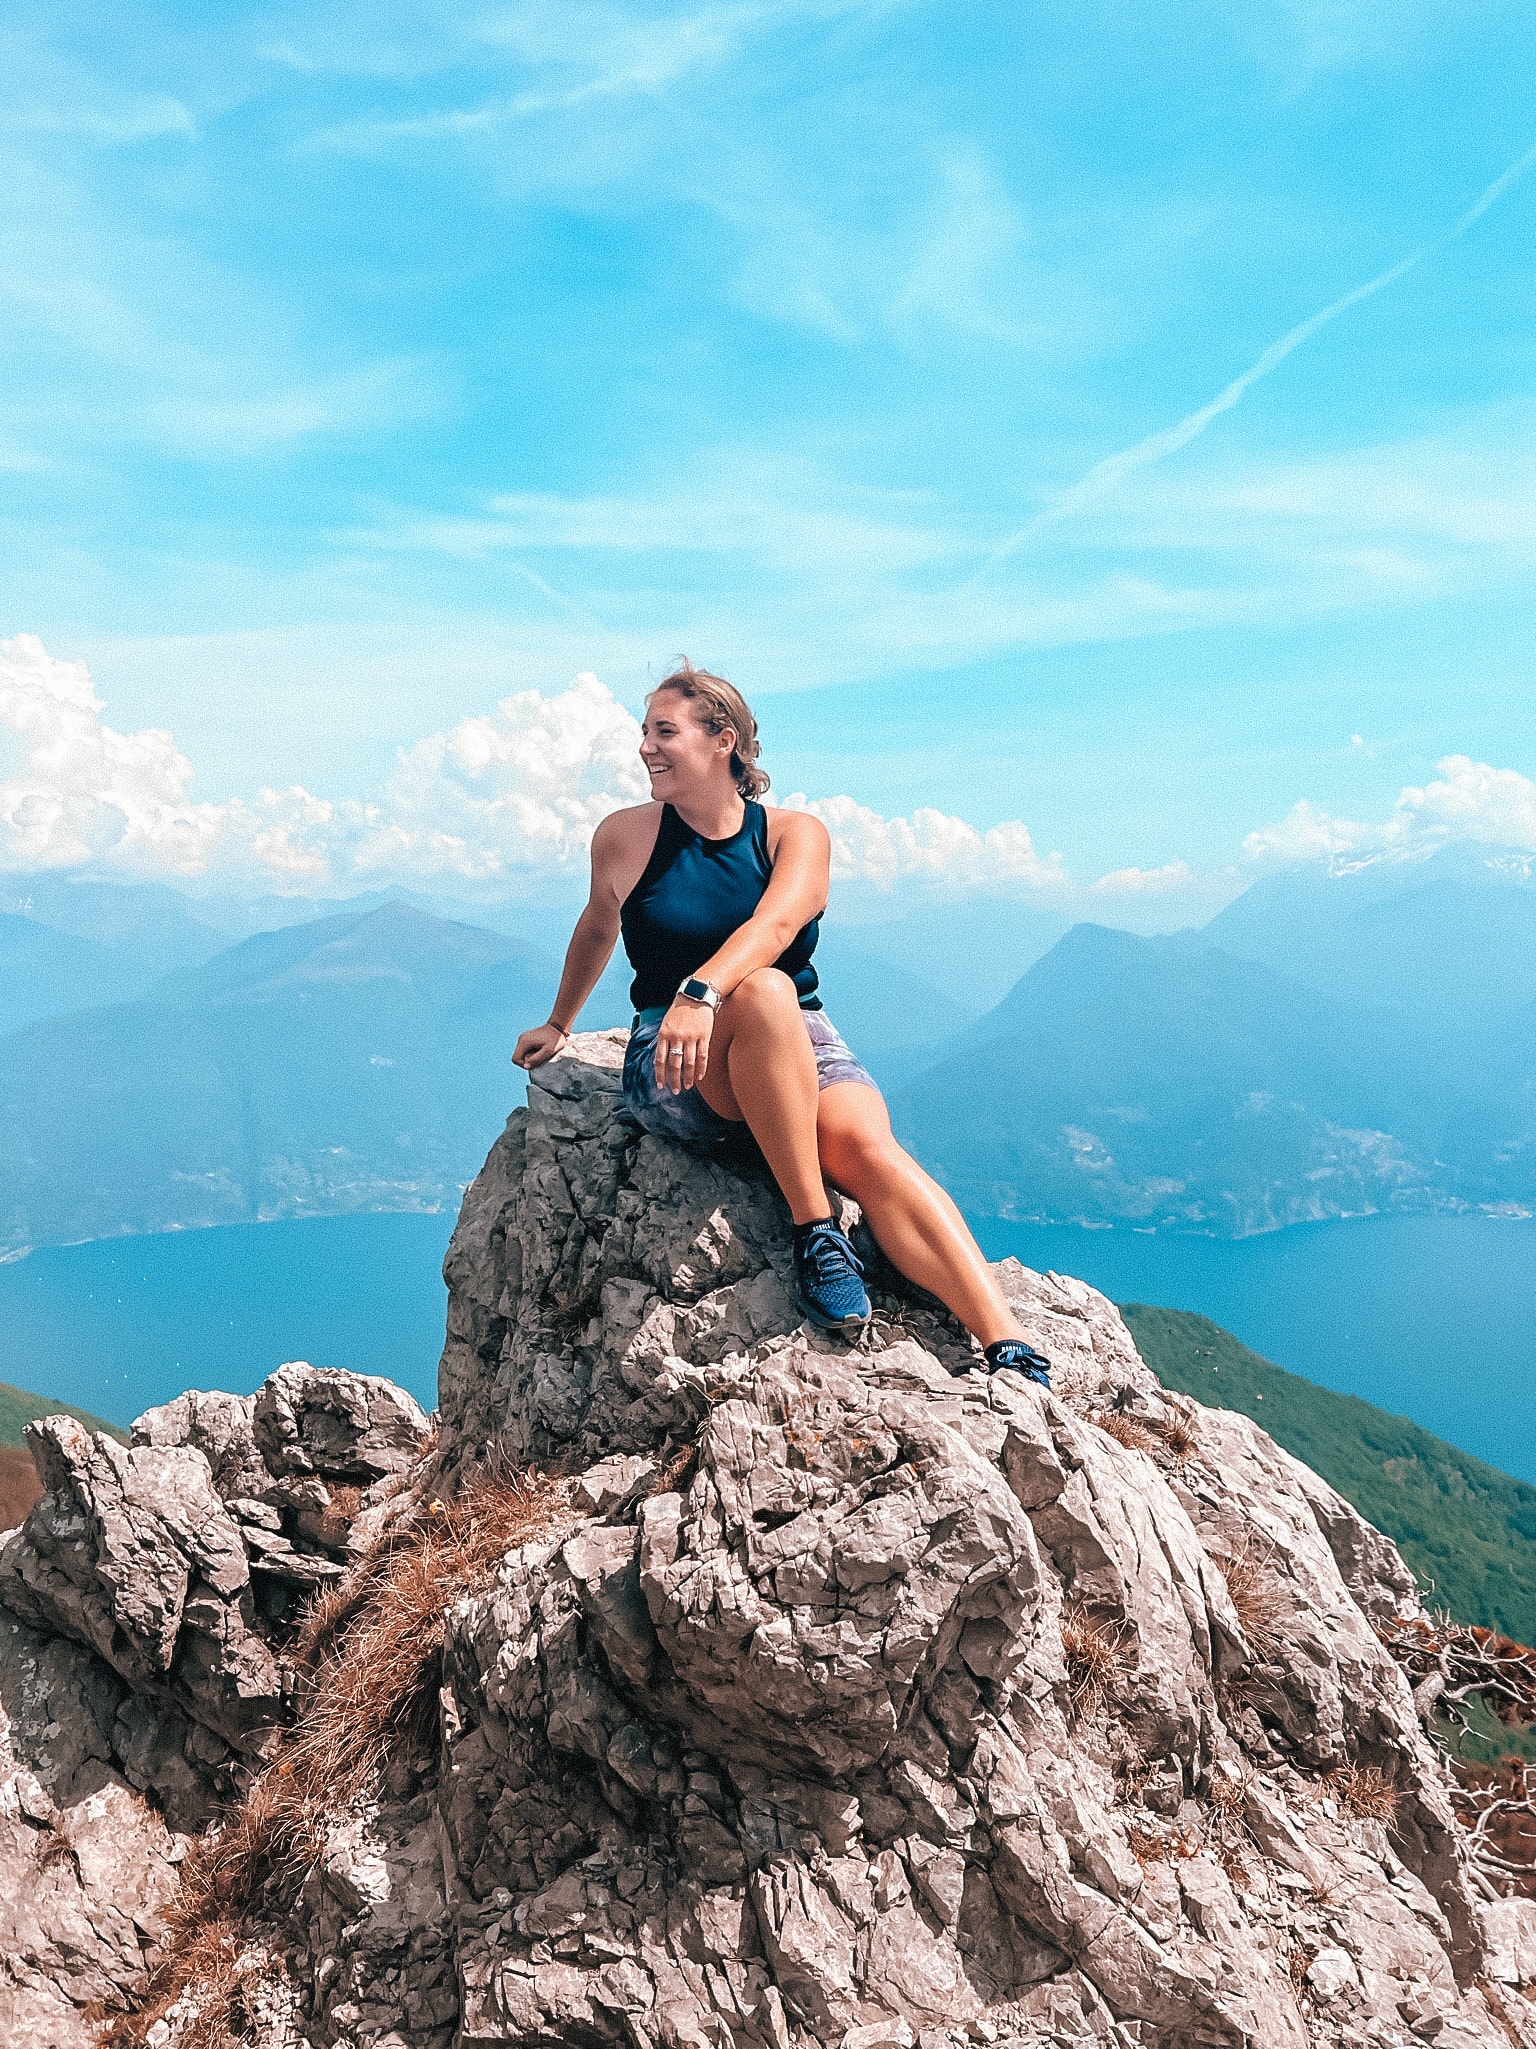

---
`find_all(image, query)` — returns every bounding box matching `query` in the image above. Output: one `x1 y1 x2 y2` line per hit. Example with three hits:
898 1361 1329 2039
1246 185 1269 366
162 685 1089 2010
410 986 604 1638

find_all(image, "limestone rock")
412 1038 1536 2049
0 1605 183 2047
3 1032 1534 2049
251 1361 429 1484
0 1360 431 2041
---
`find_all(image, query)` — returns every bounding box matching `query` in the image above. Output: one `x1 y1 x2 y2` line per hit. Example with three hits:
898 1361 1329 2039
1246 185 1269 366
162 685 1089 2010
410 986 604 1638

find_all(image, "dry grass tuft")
1126 1819 1165 1865
1061 1615 1122 1719
1091 1404 1197 1464
1219 1534 1288 1663
1127 1820 1199 1868
1215 1840 1250 1890
314 1483 364 1551
1286 1942 1316 2000
1156 1414 1197 1460
0 1443 43 1530
649 1441 699 1497
284 1466 560 1815
1199 1768 1254 1889
34 1823 77 1874
1333 1763 1400 1823
101 1463 562 2049
1206 1769 1248 1818
1091 1412 1158 1455
544 1286 604 1338
97 1917 242 2049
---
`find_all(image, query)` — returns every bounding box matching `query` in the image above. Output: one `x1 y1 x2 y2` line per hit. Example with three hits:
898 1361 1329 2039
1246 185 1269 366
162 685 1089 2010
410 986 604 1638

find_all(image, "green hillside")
0 1380 128 1449
1122 1304 1536 1644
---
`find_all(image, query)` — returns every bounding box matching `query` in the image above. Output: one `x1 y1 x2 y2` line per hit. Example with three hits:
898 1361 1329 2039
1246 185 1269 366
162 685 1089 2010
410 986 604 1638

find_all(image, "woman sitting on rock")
513 662 1049 1380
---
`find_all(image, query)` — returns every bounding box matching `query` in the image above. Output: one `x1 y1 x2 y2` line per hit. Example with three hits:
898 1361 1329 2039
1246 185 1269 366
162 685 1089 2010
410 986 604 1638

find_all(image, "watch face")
683 979 708 1000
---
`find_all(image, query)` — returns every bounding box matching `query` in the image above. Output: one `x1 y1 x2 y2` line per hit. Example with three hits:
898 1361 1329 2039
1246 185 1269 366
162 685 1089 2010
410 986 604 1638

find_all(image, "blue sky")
2 0 1535 915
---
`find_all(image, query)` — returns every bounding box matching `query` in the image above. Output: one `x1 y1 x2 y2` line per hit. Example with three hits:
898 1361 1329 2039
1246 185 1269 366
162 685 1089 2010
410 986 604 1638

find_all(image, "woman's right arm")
511 814 629 1069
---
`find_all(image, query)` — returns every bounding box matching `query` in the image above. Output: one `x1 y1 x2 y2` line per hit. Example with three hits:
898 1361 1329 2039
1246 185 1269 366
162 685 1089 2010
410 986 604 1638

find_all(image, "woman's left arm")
694 810 831 993
651 813 831 1092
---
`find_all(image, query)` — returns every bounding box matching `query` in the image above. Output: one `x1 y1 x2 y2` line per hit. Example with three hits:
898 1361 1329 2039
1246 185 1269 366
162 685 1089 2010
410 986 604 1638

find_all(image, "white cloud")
1401 757 1536 844
0 138 438 463
2 632 1210 909
1088 859 1195 896
0 633 218 874
976 132 1536 582
23 95 196 145
363 413 1536 685
896 149 1027 341
1244 755 1536 866
773 800 1197 906
324 674 653 881
781 792 1069 894
368 460 959 577
0 633 648 886
310 0 885 151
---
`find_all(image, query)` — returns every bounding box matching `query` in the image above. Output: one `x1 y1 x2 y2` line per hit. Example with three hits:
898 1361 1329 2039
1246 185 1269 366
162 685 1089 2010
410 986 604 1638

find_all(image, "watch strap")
677 977 722 1011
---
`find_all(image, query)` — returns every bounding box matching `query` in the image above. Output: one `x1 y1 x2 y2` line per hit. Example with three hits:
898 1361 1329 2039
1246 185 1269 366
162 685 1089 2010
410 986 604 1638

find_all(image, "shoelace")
799 1227 863 1285
986 1339 1050 1382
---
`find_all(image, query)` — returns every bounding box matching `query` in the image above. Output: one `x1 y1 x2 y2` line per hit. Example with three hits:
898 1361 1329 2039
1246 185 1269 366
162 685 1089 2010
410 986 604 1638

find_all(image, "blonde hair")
649 661 770 800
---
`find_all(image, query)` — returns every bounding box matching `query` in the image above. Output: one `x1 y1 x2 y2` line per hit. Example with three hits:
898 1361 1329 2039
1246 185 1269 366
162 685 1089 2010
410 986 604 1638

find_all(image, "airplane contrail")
1449 135 1536 235
971 133 1536 581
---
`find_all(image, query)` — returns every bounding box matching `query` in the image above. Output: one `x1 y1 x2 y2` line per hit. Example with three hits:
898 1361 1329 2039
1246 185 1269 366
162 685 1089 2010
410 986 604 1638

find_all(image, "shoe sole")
796 1295 870 1334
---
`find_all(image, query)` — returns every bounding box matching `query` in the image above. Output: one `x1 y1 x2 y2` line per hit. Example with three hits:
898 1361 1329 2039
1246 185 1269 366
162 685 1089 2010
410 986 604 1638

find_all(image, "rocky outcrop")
0 1364 430 2046
0 1606 184 2049
3 1031 1536 2049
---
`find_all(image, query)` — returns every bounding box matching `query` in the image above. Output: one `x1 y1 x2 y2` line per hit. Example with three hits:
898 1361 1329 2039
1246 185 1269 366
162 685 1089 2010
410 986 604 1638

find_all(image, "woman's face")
639 690 735 796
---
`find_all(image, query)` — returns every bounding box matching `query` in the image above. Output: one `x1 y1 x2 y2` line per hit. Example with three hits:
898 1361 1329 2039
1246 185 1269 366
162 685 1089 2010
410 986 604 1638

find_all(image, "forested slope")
1123 1302 1536 1642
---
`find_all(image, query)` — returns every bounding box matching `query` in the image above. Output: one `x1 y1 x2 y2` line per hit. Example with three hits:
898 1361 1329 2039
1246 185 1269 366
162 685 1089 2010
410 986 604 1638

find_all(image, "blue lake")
0 1213 456 1427
976 1212 1536 1486
2 1208 1533 1487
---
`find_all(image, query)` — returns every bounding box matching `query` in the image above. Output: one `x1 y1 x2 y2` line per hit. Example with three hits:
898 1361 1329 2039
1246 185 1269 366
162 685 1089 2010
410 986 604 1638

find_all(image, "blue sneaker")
984 1338 1051 1387
793 1219 871 1334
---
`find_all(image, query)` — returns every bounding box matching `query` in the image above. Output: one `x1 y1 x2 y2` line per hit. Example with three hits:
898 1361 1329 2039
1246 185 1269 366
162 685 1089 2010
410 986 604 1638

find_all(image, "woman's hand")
654 998 713 1092
512 1023 569 1070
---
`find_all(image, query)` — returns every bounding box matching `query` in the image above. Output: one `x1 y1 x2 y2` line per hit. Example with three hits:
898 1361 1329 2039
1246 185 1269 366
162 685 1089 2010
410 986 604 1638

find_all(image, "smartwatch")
677 977 723 1012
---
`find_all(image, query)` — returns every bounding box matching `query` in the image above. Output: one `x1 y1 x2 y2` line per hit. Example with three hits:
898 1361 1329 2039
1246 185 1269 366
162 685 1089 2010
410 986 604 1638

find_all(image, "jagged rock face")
5 1034 1536 2049
0 1362 430 1836
0 1363 430 2046
436 1031 1156 1475
407 1037 1525 2049
0 1605 184 2049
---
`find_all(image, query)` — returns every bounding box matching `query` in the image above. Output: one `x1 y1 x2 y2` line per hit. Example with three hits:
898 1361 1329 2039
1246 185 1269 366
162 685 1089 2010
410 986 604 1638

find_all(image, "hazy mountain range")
0 905 553 1254
892 844 1536 1234
1 841 1533 1251
0 883 967 1255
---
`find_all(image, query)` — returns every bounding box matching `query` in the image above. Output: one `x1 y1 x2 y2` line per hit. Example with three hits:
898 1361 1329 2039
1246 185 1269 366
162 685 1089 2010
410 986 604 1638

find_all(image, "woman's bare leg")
694 969 830 1225
815 1082 1025 1347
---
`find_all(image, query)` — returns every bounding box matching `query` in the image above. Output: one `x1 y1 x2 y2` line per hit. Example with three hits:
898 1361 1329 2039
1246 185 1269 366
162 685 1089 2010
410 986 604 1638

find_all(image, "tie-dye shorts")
622 1004 879 1151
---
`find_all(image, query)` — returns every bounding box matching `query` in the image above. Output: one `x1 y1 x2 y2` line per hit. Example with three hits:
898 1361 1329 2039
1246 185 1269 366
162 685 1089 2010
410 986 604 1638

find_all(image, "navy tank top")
620 801 821 1012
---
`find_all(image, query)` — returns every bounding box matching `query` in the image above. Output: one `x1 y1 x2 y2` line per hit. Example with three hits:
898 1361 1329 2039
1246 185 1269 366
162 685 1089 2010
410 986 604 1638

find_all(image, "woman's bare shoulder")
765 805 831 855
591 801 664 901
593 799 662 847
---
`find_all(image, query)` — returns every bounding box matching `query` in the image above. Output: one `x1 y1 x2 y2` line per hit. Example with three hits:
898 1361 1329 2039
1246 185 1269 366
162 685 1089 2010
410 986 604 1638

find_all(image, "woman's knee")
820 1118 903 1190
723 966 800 1017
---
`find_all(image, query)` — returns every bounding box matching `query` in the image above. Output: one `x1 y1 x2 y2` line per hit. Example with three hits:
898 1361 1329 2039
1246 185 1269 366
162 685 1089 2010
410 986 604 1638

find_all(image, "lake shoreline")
1 1206 1531 1487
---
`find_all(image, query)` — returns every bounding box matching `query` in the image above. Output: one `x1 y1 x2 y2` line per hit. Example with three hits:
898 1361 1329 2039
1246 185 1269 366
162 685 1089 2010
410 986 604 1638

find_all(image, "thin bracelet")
546 1020 572 1037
